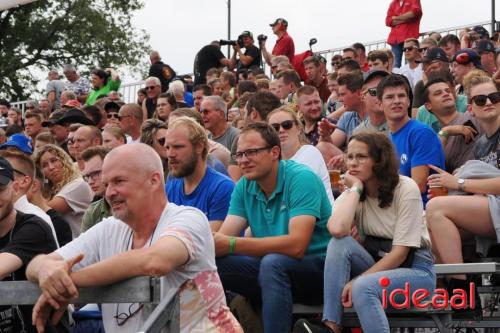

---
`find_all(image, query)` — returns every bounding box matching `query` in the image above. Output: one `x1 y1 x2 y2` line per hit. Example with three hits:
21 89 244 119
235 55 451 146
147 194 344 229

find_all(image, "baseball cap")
42 109 65 127
62 99 81 109
363 69 390 84
416 47 449 64
56 108 94 126
0 134 33 155
269 18 288 27
0 157 14 186
472 25 489 39
475 39 495 54
452 49 482 69
239 31 253 39
104 101 124 113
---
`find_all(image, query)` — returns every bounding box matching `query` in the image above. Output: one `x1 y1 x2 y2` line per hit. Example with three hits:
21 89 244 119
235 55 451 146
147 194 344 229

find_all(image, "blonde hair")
463 70 493 100
168 117 210 160
32 144 80 199
267 106 308 144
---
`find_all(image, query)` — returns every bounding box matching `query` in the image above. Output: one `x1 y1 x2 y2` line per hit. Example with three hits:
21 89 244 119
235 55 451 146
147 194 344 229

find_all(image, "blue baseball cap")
0 157 14 185
0 134 33 155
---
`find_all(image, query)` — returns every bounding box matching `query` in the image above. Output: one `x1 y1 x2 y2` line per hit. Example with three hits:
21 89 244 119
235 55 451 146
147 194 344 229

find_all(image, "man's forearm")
232 234 307 259
26 254 59 283
262 47 272 66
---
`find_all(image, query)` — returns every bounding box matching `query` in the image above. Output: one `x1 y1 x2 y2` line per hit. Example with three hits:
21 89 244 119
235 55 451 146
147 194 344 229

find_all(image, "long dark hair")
349 131 400 208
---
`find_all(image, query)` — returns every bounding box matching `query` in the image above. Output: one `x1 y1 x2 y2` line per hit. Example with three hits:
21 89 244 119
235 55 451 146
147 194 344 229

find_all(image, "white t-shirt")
291 145 335 205
399 63 423 88
14 194 59 247
55 177 93 239
57 202 241 333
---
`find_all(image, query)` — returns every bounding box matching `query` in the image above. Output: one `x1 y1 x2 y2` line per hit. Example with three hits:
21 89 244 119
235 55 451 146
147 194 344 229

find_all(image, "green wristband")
351 185 363 196
228 237 236 254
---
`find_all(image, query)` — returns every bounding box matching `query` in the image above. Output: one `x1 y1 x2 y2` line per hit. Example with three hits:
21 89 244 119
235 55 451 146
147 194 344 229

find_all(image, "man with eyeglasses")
141 77 162 120
451 49 483 95
27 144 243 332
118 103 144 143
0 157 61 333
72 126 103 171
214 122 331 333
80 146 111 233
165 117 234 232
399 38 423 88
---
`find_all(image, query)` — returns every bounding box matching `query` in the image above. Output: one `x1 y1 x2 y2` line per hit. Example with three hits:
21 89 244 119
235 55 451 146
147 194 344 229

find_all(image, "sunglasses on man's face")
365 88 377 97
270 120 294 132
418 47 428 53
471 92 500 106
145 85 158 91
107 113 121 120
403 46 417 52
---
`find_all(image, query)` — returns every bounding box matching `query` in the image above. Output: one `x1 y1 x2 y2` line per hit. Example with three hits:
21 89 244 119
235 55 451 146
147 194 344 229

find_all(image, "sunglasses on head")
270 120 294 132
471 92 500 106
452 52 472 65
107 113 121 120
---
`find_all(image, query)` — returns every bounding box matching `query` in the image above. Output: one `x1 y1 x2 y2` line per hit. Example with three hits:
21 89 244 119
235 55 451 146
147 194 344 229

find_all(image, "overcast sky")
131 0 498 76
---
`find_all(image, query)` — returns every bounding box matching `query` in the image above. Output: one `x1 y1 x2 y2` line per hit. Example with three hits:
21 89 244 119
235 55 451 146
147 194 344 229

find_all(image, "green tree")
0 0 150 101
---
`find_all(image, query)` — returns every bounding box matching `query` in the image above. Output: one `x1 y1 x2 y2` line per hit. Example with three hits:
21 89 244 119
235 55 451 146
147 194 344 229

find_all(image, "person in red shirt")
261 18 295 66
386 0 423 69
303 56 330 104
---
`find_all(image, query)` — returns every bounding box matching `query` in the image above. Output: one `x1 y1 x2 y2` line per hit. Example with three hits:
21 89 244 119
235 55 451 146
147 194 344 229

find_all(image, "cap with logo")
415 47 449 64
269 18 288 28
0 157 14 185
0 134 33 155
452 49 483 69
239 31 253 39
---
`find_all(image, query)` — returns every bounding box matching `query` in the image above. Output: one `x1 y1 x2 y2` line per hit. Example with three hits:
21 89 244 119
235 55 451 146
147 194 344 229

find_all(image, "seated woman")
141 119 169 177
33 144 93 239
268 106 335 204
296 132 435 333
426 76 500 297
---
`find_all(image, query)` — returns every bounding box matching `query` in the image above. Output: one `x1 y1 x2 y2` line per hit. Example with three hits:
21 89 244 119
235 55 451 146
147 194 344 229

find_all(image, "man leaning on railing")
26 143 242 333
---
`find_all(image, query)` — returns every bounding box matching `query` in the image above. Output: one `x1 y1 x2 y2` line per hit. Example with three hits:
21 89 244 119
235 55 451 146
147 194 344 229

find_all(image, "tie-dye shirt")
57 202 242 333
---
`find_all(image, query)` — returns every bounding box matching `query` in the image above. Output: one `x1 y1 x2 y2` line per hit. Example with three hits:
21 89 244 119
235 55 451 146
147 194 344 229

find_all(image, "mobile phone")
463 119 478 139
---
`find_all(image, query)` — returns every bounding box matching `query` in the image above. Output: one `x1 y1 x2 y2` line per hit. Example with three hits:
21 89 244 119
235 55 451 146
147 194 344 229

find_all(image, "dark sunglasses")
471 92 500 106
157 137 167 146
331 61 340 67
145 86 157 91
403 46 417 52
417 47 428 53
366 88 377 97
270 120 294 132
452 52 472 65
107 113 121 120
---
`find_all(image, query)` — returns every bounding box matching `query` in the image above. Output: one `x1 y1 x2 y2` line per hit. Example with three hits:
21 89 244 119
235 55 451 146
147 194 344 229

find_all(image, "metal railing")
0 276 179 333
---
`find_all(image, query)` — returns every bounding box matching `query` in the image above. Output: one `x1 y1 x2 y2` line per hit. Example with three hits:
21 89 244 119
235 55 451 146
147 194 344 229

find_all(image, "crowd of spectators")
0 2 499 332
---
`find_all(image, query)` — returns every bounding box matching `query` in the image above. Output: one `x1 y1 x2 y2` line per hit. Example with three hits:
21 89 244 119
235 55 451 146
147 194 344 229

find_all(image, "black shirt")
145 97 156 119
193 45 226 86
238 44 261 70
46 208 72 247
148 61 176 93
0 211 58 333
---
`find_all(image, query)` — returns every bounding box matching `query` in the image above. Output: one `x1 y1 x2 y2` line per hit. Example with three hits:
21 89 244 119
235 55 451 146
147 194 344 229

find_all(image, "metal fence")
9 20 495 111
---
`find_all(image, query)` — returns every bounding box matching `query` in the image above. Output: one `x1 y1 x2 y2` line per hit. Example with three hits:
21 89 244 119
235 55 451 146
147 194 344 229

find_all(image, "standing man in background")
148 51 176 93
261 18 295 66
385 0 423 68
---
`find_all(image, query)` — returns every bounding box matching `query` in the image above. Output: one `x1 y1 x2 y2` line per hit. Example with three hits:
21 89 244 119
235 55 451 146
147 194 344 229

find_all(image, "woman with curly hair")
295 132 435 333
33 144 93 239
140 119 169 177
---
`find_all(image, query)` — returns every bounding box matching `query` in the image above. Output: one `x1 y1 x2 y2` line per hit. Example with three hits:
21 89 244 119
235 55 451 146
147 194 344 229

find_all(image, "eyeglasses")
403 46 417 52
270 120 294 132
452 52 472 65
342 56 352 61
157 137 167 146
145 86 158 91
107 113 121 120
114 303 144 326
346 153 370 164
26 106 36 110
418 47 428 53
331 62 340 67
82 170 102 182
471 92 500 106
232 146 271 161
365 87 377 97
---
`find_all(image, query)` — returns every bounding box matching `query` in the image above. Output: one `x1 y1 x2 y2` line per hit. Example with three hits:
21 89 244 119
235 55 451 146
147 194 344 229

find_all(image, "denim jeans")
323 236 435 333
391 43 405 68
216 253 325 333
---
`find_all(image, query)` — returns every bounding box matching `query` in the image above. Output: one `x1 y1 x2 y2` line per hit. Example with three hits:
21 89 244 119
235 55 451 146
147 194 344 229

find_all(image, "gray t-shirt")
210 126 240 151
46 79 66 109
442 113 480 173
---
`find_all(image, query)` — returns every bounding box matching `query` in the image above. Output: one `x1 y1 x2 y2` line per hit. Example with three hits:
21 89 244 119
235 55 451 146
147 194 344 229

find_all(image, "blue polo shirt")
166 167 234 222
390 119 445 204
337 111 364 140
228 160 332 256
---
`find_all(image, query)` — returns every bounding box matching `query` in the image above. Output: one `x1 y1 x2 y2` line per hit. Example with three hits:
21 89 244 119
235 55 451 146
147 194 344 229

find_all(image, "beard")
168 152 198 178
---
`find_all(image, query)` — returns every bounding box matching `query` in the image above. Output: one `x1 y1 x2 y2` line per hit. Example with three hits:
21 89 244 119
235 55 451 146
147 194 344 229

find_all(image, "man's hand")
32 293 68 333
442 125 477 143
318 118 336 141
327 154 346 171
38 254 84 308
232 44 241 53
213 232 230 257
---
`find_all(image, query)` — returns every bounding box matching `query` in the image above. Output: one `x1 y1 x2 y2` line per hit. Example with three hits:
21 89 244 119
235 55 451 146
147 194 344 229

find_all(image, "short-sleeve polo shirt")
228 160 332 256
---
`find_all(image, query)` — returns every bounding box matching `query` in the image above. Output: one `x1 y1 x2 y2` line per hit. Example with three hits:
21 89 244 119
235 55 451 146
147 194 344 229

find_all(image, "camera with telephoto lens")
219 37 244 48
257 34 268 42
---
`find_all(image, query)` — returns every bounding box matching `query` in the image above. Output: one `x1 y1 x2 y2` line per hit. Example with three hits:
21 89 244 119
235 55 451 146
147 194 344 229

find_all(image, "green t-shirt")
228 160 332 256
85 79 121 106
416 94 468 132
80 198 111 233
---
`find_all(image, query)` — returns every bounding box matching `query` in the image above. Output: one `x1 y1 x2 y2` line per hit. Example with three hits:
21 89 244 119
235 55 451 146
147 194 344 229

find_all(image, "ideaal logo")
379 277 475 309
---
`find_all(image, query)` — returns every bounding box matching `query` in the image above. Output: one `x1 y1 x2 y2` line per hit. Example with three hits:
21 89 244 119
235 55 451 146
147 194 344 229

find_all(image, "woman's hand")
341 171 364 190
342 280 355 308
427 165 459 190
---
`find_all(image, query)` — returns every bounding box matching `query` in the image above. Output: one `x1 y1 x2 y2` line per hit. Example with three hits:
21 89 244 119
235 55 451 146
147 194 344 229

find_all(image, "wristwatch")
438 130 449 138
457 178 465 191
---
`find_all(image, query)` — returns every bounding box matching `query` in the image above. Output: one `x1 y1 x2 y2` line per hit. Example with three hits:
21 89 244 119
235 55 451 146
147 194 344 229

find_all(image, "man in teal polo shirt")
213 122 332 333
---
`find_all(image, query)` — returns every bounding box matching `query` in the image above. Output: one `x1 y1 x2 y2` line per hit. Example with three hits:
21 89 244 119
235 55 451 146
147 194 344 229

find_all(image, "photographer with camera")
231 31 261 71
193 41 234 86
261 18 295 67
